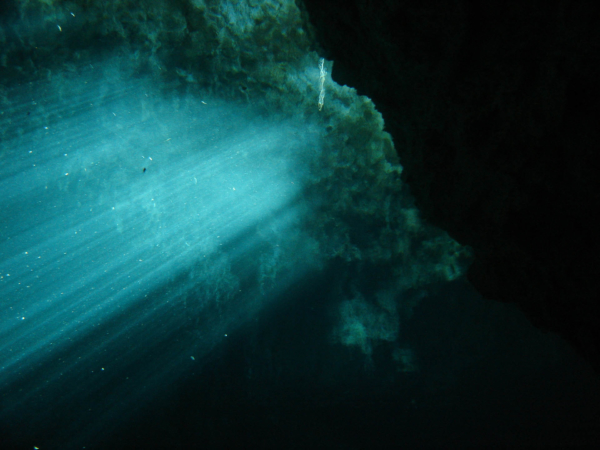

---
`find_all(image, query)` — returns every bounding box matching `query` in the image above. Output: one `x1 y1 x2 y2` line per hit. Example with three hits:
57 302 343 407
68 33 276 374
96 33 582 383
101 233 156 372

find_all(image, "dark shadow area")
99 272 600 450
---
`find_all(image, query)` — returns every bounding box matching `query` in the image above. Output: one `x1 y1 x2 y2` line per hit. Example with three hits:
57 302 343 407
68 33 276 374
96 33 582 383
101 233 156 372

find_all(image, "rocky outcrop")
299 0 600 372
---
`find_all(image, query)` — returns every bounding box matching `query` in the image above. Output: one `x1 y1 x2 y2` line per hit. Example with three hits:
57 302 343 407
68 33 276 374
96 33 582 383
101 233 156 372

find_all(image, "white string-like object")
318 58 326 111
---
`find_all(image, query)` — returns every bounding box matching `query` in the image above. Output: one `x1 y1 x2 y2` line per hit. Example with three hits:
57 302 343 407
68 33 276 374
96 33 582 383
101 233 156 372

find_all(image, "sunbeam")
0 62 324 445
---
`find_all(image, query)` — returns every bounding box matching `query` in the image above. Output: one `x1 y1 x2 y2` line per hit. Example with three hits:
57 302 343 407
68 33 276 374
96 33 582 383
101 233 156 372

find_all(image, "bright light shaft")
0 68 320 443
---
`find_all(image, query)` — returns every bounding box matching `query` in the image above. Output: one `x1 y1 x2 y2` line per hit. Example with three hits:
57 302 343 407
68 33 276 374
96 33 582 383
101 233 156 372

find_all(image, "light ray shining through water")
0 63 323 446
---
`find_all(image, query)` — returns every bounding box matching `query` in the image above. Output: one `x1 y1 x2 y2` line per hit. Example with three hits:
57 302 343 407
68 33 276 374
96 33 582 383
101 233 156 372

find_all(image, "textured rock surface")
299 0 600 371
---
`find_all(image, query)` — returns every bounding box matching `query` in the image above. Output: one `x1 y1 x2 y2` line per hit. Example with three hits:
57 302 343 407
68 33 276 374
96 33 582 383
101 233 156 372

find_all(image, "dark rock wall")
299 0 600 372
